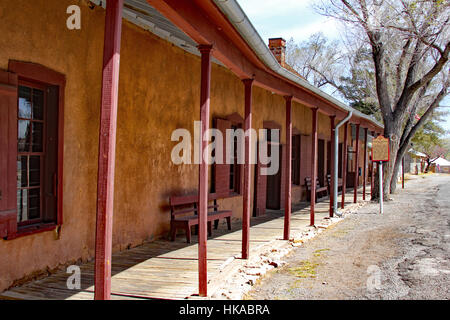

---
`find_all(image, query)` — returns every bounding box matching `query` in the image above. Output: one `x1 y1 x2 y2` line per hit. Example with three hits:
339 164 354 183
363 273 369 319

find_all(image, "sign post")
379 161 383 214
372 136 390 214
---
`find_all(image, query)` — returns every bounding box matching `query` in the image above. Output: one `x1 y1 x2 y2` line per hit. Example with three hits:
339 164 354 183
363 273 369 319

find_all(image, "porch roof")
90 0 383 132
91 0 222 66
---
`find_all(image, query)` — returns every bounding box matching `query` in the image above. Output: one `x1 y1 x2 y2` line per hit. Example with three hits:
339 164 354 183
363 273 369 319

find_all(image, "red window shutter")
0 69 18 238
42 86 59 223
214 118 231 196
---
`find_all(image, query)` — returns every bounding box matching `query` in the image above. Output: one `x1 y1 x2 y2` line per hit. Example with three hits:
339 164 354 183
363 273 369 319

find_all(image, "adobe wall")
0 0 347 291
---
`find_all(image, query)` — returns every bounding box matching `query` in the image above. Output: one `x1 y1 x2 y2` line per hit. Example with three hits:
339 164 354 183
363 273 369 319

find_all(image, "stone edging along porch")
200 188 372 300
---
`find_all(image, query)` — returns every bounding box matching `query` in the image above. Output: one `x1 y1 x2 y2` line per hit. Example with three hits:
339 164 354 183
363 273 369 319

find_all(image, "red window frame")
7 61 65 239
16 80 47 227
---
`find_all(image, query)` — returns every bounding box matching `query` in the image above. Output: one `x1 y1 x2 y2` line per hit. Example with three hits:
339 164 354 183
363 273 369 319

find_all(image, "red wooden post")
341 122 348 209
198 44 212 297
284 96 293 240
94 0 123 301
329 115 336 217
242 79 253 259
363 128 368 200
371 132 375 198
353 124 360 203
310 108 318 226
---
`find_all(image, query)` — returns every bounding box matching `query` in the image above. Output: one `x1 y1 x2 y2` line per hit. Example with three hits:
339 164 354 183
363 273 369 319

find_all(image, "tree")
424 146 447 171
285 34 344 89
412 110 448 171
443 136 450 158
286 33 382 119
313 0 450 198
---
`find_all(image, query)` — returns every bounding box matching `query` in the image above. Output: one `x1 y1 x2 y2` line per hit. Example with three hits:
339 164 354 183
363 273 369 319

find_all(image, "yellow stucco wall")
0 0 105 291
0 0 341 291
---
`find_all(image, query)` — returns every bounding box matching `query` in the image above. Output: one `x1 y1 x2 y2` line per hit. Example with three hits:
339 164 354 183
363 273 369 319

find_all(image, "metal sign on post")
372 136 390 214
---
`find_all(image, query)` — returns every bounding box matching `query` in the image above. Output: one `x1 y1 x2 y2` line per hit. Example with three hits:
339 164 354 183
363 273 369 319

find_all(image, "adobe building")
0 0 383 298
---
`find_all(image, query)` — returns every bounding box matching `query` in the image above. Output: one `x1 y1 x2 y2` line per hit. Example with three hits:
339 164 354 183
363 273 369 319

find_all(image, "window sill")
6 223 58 240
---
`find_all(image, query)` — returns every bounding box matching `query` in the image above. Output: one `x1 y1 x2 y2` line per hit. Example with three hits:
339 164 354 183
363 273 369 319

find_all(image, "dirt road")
247 174 450 300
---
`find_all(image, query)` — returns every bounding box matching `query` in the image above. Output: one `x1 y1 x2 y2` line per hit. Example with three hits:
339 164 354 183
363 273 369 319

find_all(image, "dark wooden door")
338 143 343 178
266 143 282 210
253 141 267 217
318 139 325 187
327 141 331 175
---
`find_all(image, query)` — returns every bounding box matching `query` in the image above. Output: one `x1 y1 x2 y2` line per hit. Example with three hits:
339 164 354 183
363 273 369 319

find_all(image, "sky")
238 0 342 42
237 0 450 137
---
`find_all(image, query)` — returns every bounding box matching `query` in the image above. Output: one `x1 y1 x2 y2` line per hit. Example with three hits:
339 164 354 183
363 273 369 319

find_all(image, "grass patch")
330 229 349 238
288 260 319 279
313 248 330 257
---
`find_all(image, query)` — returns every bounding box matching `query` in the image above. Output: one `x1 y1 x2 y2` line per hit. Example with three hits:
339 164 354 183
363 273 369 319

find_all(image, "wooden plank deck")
0 186 370 300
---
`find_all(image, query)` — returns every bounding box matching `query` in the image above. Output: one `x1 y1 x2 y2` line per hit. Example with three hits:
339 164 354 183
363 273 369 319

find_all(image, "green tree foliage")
443 137 450 158
412 116 445 153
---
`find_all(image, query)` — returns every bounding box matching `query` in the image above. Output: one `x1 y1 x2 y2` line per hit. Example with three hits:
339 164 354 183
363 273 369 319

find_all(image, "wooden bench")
305 177 328 202
169 193 232 243
326 174 343 194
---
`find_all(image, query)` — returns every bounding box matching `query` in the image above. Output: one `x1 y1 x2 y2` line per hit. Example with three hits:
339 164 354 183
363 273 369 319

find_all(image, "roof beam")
146 0 347 118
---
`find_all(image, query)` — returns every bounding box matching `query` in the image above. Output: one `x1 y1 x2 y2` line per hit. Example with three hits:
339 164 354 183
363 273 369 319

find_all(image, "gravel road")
247 174 450 300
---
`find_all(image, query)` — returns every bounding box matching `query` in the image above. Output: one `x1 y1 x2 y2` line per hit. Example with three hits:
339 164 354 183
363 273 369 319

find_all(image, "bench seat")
169 193 232 243
305 177 328 202
326 174 343 194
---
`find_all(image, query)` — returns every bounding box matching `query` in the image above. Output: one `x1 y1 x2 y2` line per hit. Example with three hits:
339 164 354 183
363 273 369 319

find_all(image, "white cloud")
237 0 342 42
280 17 343 41
238 0 310 19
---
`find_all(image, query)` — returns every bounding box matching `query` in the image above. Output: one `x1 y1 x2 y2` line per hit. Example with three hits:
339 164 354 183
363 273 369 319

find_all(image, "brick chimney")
268 37 286 67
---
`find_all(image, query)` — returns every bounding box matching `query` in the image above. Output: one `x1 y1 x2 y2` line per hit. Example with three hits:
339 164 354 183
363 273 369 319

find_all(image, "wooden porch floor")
0 187 370 300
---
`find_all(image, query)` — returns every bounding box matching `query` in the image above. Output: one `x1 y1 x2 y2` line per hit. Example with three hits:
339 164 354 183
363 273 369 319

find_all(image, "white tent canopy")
409 149 427 158
434 157 450 166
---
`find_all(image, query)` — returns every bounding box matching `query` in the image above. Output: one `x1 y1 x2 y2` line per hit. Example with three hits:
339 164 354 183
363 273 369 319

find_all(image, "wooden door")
318 139 325 187
266 143 282 210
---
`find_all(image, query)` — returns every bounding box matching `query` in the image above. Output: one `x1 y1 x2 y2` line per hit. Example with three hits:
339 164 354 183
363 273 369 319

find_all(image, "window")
17 83 46 225
0 61 65 239
213 115 243 196
292 135 301 185
16 80 60 231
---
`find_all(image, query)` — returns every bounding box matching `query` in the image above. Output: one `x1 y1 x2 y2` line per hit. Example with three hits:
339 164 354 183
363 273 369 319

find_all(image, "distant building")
430 158 450 173
404 149 427 174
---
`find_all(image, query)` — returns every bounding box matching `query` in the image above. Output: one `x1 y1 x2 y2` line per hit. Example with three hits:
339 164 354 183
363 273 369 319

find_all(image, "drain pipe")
333 111 352 217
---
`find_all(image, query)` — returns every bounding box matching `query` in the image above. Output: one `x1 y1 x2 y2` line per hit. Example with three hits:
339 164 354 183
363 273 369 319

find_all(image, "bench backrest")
305 177 323 190
305 177 312 189
326 174 342 187
169 193 220 218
